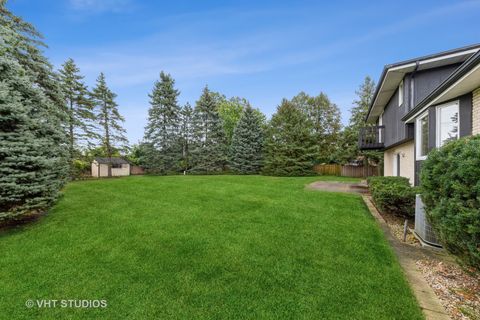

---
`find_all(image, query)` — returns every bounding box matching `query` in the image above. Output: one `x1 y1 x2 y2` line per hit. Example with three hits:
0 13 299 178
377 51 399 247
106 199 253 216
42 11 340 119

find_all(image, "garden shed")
91 157 130 177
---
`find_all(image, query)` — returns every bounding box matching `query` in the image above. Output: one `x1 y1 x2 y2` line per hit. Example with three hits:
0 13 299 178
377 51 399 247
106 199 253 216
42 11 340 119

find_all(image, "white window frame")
435 100 460 148
398 80 404 106
416 111 429 161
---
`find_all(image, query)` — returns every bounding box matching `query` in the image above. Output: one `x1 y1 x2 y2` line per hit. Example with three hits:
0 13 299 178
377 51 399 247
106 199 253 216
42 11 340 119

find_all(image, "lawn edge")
362 195 450 320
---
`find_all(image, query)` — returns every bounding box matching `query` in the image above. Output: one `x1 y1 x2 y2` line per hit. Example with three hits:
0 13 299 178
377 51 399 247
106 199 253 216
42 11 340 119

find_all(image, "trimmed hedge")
420 136 480 269
367 176 416 217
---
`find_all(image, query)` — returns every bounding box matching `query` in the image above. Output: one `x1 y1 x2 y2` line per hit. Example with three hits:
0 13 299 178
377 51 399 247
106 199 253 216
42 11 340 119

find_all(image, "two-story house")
359 44 480 244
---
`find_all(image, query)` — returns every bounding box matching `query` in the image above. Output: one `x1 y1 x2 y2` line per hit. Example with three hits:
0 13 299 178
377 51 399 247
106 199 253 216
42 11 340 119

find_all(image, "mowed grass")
0 176 423 319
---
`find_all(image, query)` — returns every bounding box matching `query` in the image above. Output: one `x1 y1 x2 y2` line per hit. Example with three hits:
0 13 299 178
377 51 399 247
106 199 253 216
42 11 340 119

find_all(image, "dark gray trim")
459 93 473 137
402 51 480 121
367 43 480 122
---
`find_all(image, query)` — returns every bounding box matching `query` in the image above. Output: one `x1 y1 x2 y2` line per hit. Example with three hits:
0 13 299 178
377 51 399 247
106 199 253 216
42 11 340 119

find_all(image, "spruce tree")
0 8 68 219
230 106 264 174
58 58 97 158
143 72 181 174
191 87 227 173
263 99 317 176
180 103 194 173
91 73 128 176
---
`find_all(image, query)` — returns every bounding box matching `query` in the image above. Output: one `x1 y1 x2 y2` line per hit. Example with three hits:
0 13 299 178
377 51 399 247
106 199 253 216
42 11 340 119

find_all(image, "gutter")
365 43 480 123
402 50 480 122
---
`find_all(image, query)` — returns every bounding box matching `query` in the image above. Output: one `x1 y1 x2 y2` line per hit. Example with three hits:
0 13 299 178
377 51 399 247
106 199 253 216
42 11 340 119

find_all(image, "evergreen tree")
334 76 382 164
0 1 65 114
263 99 317 176
58 58 97 158
0 4 68 219
143 72 181 174
180 103 194 173
214 93 266 146
230 106 264 174
91 73 128 176
191 87 228 173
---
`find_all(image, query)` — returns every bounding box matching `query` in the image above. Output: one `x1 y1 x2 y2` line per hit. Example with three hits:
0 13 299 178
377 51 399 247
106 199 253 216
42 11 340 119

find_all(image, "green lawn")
0 176 423 319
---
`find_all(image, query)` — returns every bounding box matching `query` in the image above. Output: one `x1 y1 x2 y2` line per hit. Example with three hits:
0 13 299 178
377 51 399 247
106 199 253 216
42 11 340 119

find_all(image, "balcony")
358 125 385 150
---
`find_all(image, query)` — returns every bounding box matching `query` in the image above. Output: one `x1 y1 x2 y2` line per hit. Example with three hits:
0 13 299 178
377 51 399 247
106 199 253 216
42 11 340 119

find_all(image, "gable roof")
402 50 480 122
94 157 129 165
365 43 480 123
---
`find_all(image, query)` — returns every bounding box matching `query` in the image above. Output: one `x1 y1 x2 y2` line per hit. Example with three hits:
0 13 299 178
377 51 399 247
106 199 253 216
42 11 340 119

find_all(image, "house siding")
384 141 415 185
382 65 460 149
473 87 480 135
412 63 461 106
382 88 411 148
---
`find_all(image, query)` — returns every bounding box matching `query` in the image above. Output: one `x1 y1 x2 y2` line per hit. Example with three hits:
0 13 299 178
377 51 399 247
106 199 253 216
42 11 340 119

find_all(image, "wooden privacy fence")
313 164 341 176
130 165 145 175
313 164 379 178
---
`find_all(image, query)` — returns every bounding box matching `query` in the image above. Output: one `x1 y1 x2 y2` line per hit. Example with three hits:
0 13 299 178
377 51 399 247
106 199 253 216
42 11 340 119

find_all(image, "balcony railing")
358 125 385 150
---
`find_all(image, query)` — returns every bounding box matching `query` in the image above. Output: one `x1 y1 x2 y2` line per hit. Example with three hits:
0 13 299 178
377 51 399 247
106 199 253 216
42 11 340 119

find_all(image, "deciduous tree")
291 92 341 163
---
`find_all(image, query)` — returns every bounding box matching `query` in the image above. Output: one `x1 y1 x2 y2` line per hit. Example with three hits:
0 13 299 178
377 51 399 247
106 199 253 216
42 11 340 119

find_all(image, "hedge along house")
91 157 131 177
359 44 480 245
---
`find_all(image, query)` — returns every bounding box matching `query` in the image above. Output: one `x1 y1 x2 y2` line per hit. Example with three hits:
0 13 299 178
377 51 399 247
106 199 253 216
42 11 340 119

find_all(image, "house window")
416 112 429 160
436 101 459 147
112 163 123 168
398 80 404 106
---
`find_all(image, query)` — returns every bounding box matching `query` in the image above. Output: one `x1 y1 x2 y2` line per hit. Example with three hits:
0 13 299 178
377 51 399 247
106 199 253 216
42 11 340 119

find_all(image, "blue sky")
8 0 480 143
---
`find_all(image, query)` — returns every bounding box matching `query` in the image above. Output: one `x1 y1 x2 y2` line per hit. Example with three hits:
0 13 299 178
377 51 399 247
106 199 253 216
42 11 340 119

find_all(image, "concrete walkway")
362 195 450 320
307 180 369 194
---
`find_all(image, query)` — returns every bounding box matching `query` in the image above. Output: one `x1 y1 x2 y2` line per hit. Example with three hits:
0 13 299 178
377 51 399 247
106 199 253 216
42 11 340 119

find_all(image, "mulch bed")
375 205 480 320
376 208 420 246
416 259 480 320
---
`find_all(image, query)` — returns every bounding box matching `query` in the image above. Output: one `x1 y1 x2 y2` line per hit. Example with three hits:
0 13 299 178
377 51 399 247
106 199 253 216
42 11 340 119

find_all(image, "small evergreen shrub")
368 176 416 217
420 136 480 269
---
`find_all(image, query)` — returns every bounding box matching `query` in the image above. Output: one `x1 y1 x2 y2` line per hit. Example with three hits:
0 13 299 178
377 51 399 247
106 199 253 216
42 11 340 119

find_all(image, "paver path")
307 180 369 193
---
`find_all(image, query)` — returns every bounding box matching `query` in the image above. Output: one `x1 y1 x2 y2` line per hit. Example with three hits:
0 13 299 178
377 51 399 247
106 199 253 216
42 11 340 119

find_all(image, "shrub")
420 136 480 269
72 159 91 179
368 176 416 217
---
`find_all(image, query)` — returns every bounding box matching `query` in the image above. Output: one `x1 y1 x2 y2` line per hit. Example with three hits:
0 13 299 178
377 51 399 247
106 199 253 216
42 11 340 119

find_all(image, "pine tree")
0 4 68 219
191 87 227 173
263 99 317 176
58 58 97 158
91 73 128 176
143 72 181 174
230 106 264 174
180 103 194 173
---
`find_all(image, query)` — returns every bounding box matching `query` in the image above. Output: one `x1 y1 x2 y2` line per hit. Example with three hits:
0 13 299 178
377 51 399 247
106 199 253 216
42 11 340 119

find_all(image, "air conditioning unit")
414 194 442 247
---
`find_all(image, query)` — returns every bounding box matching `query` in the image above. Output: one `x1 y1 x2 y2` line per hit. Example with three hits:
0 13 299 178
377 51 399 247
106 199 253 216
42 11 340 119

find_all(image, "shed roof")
94 157 129 165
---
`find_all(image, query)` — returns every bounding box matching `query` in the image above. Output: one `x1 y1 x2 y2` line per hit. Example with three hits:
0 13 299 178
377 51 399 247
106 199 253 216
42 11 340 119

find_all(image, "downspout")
410 61 420 110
